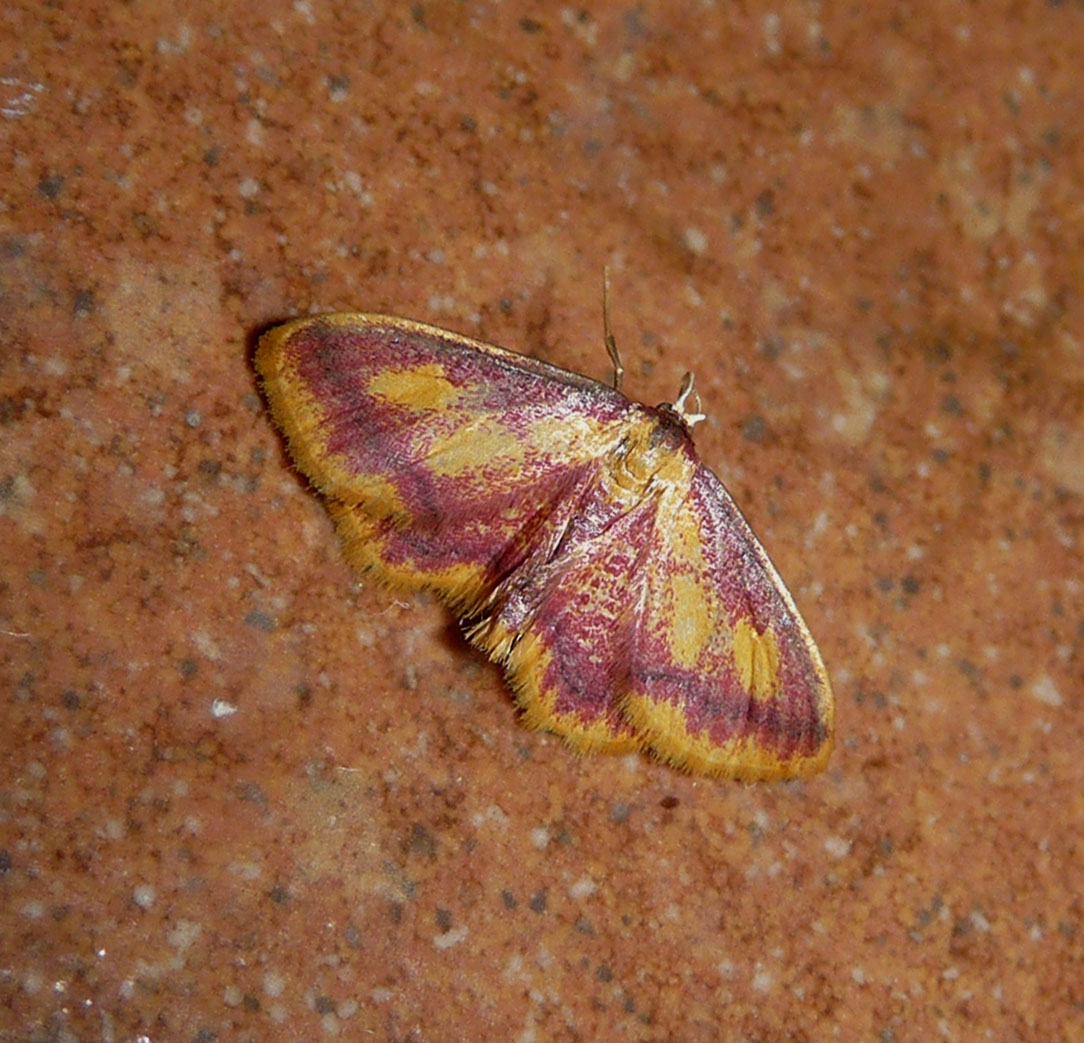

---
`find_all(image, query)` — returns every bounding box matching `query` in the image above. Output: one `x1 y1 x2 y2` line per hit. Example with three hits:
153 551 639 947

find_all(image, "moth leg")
603 266 624 392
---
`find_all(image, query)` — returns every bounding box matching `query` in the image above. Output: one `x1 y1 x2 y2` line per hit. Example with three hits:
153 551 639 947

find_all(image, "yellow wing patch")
666 572 714 669
732 618 782 701
367 365 463 412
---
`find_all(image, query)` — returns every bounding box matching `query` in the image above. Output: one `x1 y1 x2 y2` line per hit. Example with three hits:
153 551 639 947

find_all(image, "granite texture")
2 3 1082 1040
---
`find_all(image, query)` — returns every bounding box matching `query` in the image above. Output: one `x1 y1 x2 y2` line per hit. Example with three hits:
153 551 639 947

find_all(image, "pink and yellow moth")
256 301 834 780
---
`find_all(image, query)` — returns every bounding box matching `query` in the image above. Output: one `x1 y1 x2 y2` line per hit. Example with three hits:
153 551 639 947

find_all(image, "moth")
256 291 833 780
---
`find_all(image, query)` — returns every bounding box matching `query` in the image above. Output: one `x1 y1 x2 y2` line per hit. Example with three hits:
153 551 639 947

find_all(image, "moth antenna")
673 372 707 427
602 266 624 392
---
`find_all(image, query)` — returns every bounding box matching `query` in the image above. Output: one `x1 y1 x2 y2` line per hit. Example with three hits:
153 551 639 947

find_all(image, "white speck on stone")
223 984 243 1007
683 226 708 255
264 971 285 997
239 177 260 199
503 953 526 983
851 966 867 985
192 630 222 661
530 826 550 850
433 925 468 950
752 966 774 992
0 77 46 121
614 51 636 82
682 282 704 307
211 699 238 719
763 12 781 54
343 172 371 206
1030 675 1062 708
426 294 457 313
824 835 851 858
569 876 597 900
132 884 156 910
471 804 510 831
140 485 165 508
167 919 202 952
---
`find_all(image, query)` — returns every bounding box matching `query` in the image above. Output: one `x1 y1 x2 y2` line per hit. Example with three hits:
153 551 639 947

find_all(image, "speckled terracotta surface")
2 3 1082 1040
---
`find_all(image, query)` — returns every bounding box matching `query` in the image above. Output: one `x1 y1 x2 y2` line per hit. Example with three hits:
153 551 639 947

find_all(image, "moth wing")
623 466 834 780
256 313 632 614
466 475 665 756
259 314 834 779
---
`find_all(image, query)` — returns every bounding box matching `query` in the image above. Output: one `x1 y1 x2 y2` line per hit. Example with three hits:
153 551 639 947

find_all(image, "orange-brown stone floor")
2 4 1082 1040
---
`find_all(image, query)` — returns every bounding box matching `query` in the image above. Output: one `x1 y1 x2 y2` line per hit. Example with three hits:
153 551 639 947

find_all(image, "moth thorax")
609 414 692 498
